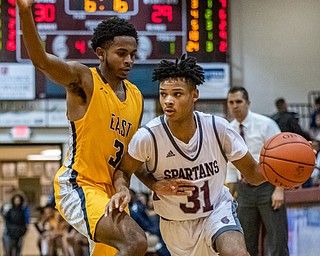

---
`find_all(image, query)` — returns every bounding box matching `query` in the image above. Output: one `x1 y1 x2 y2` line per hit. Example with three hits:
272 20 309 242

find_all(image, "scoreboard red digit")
0 0 228 99
0 0 228 64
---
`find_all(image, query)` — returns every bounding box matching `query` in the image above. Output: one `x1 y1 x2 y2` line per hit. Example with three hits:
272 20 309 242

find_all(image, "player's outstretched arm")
16 0 88 89
232 152 266 186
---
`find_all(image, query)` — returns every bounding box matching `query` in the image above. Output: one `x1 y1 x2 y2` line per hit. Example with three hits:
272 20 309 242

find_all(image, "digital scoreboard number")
0 0 227 64
186 0 227 62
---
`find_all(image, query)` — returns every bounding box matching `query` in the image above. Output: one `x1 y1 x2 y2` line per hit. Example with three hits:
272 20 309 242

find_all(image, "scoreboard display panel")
0 0 228 98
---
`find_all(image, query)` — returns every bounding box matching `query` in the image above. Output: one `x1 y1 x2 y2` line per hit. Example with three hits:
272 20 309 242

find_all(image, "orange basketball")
259 132 315 188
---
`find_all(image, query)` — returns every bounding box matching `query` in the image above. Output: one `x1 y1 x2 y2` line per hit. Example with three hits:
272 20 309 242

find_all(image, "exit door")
18 177 40 216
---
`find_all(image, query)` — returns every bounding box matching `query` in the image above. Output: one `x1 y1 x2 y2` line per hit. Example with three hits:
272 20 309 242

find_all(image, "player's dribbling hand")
104 187 130 217
153 178 195 196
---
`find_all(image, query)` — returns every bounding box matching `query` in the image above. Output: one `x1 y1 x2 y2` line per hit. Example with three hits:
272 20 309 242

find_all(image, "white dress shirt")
226 110 281 183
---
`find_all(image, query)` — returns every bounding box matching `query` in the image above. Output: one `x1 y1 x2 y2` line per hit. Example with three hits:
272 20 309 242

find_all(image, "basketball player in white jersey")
106 55 266 256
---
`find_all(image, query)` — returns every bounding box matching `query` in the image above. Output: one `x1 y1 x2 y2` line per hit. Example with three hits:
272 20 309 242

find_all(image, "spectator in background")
310 96 320 130
310 113 320 141
226 87 289 256
310 140 320 187
271 97 314 188
1 192 29 256
33 206 46 254
1 202 11 255
61 226 90 256
129 189 170 256
271 98 311 140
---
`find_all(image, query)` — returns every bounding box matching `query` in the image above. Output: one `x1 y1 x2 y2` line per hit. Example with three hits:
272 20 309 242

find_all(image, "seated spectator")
34 206 46 254
35 204 69 256
310 96 320 130
61 226 89 256
272 98 311 140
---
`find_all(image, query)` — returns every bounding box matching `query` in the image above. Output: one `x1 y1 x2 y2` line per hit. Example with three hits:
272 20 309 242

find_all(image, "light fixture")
41 149 61 156
27 148 61 161
27 155 61 161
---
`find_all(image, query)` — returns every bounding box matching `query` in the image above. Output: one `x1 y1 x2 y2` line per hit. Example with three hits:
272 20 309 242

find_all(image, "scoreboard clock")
0 0 228 63
0 0 228 99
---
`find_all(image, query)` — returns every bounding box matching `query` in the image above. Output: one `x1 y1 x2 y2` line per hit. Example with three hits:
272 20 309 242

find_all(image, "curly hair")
91 17 138 51
152 54 205 87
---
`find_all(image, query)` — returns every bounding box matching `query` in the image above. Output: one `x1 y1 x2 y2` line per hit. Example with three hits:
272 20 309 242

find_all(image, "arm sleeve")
223 121 248 162
213 117 247 183
216 118 247 183
128 128 153 163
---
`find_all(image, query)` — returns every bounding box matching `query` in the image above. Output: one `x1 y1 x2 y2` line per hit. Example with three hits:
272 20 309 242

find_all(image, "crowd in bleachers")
33 204 89 256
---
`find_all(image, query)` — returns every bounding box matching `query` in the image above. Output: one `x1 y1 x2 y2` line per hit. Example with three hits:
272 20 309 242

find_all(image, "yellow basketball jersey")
60 67 143 189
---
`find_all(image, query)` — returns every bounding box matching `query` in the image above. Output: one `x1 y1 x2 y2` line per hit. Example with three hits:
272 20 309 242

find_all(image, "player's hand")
104 187 130 217
153 179 195 196
271 187 284 210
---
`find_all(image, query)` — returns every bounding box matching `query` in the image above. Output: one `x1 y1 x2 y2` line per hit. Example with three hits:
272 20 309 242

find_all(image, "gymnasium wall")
229 0 320 116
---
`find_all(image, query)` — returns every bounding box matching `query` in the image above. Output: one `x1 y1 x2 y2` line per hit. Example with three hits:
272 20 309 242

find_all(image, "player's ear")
192 88 199 102
96 47 104 61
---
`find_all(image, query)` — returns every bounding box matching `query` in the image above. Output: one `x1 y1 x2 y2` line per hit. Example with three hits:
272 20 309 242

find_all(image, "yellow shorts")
54 167 119 255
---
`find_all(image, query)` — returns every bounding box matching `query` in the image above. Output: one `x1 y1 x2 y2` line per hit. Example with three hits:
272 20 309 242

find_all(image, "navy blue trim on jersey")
65 122 92 238
142 125 158 173
160 112 203 161
76 187 92 240
96 67 127 91
70 170 79 189
212 115 228 162
67 121 77 169
67 122 79 189
96 67 108 84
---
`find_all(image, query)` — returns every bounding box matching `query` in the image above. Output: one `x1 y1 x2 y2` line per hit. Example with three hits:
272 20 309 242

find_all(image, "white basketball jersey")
128 111 247 221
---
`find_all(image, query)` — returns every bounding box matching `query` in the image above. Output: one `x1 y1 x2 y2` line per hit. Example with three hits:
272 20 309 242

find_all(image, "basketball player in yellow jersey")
17 1 147 255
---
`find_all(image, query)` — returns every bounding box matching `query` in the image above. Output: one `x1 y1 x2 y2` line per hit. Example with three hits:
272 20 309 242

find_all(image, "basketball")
259 132 316 188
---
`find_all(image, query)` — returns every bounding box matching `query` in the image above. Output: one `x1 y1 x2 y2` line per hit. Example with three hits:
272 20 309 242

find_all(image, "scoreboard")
0 0 228 99
0 0 228 63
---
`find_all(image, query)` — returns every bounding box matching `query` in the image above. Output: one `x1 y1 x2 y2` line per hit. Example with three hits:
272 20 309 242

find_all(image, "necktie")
239 124 245 141
239 123 247 183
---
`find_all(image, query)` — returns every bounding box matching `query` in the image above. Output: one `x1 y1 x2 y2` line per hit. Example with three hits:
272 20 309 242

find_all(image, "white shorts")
159 196 242 256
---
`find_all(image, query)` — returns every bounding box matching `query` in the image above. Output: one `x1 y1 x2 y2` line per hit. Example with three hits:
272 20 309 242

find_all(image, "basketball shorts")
159 196 243 256
54 167 118 256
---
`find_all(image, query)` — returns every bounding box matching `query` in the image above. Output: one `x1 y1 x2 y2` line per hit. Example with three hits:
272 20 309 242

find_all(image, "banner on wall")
0 63 35 100
0 100 68 127
0 99 156 128
198 63 230 99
